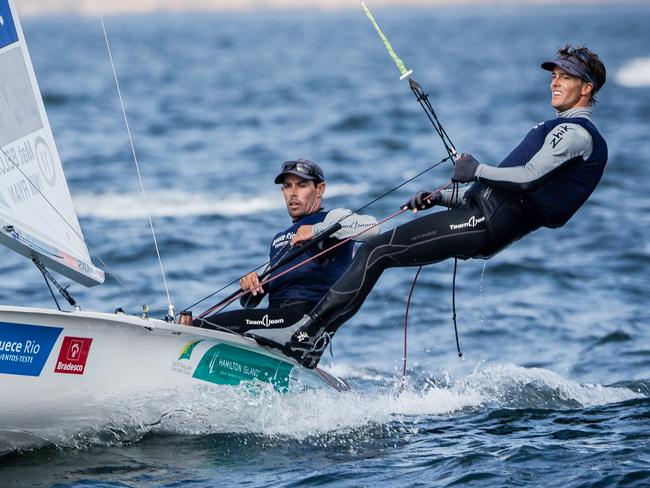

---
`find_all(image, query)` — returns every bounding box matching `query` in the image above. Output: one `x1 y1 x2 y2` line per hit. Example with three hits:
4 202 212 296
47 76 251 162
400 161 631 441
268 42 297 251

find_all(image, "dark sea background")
1 2 649 487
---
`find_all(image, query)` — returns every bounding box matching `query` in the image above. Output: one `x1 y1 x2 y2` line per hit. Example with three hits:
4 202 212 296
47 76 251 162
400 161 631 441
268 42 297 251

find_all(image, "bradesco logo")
54 336 93 375
0 322 63 377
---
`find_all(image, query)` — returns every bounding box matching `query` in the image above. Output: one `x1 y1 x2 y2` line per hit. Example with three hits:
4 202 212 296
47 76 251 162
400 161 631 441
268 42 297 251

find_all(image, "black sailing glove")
401 190 442 211
452 153 480 183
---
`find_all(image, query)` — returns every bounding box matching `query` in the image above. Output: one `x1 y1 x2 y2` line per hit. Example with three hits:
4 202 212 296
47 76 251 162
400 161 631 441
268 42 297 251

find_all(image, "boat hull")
0 305 348 447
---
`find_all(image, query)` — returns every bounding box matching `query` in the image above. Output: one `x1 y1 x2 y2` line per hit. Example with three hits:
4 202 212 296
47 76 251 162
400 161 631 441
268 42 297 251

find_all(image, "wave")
461 363 641 409
615 57 650 88
73 183 369 220
1 363 642 456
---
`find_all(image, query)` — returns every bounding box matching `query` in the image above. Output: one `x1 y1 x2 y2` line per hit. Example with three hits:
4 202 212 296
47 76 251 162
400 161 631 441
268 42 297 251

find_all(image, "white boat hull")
0 305 347 449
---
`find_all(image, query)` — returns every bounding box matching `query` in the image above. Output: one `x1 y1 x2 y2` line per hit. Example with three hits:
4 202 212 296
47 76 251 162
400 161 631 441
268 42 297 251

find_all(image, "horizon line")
17 0 645 17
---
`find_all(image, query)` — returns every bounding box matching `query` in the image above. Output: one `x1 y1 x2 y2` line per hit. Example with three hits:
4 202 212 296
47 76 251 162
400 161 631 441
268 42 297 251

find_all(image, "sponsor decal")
410 229 437 242
449 215 486 231
0 0 18 49
341 220 373 230
54 336 92 375
178 339 203 360
272 231 294 250
193 343 294 391
549 124 577 149
171 340 204 376
295 331 309 342
0 322 62 376
244 315 284 328
34 136 57 186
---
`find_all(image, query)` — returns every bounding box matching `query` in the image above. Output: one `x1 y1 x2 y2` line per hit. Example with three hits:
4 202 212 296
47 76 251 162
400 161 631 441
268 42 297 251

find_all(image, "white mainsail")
0 0 103 287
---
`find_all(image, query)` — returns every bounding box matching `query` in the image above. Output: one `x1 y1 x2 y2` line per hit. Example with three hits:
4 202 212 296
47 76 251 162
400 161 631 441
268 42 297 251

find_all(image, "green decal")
193 344 294 391
178 339 203 360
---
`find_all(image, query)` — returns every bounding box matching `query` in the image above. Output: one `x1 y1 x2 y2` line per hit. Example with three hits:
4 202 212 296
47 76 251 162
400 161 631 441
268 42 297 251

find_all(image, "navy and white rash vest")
444 107 607 229
263 209 379 306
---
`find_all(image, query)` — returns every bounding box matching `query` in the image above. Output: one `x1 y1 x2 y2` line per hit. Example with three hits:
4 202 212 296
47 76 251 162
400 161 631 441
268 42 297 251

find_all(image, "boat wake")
1 363 643 457
72 183 370 220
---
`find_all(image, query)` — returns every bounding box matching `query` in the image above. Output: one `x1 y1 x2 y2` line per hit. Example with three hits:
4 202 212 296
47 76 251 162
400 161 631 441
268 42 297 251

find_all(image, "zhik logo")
296 332 309 342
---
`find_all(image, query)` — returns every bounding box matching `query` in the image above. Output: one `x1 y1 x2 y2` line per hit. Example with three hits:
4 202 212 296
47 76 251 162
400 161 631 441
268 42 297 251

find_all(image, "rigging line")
185 155 453 313
95 1 173 312
195 222 342 317
259 155 453 272
398 265 421 394
0 145 87 248
361 1 457 158
1 144 141 305
409 81 457 157
363 0 464 357
449 181 462 357
197 208 405 317
36 260 62 311
93 254 138 305
200 181 454 317
182 261 270 313
254 154 453 272
32 256 77 308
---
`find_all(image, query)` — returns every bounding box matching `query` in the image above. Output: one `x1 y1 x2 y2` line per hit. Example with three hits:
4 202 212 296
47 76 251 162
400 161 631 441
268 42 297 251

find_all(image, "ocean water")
1 3 650 487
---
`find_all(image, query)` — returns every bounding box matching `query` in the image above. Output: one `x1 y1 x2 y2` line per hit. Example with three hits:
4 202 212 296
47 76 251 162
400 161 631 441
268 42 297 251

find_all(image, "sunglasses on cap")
279 160 324 181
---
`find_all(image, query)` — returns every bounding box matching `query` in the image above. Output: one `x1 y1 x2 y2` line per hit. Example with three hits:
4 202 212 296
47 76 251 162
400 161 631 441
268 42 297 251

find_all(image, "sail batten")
0 0 104 287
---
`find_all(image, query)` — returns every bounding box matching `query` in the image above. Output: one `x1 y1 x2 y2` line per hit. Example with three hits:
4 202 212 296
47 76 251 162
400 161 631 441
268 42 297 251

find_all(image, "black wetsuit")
307 107 608 335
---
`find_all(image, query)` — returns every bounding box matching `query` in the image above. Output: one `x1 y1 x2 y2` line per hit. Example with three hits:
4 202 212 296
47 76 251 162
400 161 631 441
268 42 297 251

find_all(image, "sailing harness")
189 2 467 384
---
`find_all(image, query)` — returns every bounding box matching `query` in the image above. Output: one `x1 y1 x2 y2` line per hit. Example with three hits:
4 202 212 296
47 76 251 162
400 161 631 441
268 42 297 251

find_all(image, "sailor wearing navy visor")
247 45 608 369
195 158 379 334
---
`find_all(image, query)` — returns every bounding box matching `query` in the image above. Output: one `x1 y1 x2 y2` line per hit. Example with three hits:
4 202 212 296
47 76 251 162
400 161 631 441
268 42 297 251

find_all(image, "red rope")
398 266 421 393
199 181 453 318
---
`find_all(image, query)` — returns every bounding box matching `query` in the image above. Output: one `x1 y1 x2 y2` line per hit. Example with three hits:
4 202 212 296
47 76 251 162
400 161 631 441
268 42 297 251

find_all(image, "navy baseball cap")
274 158 325 184
541 53 601 90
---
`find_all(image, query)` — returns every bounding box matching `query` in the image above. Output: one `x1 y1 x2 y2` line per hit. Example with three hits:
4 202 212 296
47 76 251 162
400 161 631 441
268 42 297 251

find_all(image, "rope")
94 255 139 306
1 131 138 309
451 250 463 357
398 266 421 393
0 146 88 248
198 181 453 318
96 1 173 314
185 155 453 313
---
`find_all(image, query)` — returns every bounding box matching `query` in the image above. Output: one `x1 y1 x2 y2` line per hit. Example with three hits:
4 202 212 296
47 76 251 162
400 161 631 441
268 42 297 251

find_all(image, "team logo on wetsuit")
549 124 577 149
272 232 294 251
449 215 485 231
244 315 284 328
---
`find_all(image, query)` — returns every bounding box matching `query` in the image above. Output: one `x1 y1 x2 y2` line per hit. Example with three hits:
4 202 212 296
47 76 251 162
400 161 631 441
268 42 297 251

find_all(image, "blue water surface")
0 3 649 487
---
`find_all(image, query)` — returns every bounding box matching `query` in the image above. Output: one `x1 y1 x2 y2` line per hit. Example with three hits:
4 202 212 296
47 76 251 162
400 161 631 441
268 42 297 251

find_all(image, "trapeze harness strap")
267 211 354 306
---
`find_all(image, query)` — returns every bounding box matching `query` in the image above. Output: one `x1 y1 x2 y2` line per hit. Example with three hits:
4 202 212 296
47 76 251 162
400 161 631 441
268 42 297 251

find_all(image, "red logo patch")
54 336 93 375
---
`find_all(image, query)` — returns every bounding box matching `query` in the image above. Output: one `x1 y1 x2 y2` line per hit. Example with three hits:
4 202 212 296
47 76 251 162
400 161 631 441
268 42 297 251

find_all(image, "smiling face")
550 66 593 112
281 174 326 220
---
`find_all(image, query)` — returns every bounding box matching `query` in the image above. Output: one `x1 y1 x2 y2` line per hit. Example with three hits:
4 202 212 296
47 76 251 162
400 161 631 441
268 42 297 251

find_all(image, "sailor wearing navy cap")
247 45 608 369
196 158 379 334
